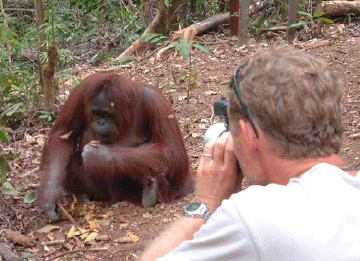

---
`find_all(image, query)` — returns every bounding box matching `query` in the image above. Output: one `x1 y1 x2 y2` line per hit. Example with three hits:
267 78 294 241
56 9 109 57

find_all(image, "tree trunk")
43 44 58 111
143 0 153 25
34 0 56 111
113 0 189 61
229 0 239 36
315 1 360 17
287 0 298 42
238 0 250 46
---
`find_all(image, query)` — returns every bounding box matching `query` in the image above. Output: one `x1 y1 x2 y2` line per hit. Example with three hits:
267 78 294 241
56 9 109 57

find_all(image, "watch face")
186 202 201 212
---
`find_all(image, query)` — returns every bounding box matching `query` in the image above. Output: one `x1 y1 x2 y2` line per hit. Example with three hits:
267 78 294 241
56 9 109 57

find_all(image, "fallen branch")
95 64 132 72
294 40 331 49
170 12 230 43
259 26 287 32
41 240 65 246
56 202 77 225
44 247 107 260
315 1 360 18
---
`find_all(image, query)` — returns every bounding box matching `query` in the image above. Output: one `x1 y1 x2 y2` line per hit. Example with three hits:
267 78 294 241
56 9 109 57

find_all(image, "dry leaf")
67 226 77 239
36 225 61 234
85 232 99 242
25 133 36 144
116 234 140 244
96 235 110 241
47 233 55 241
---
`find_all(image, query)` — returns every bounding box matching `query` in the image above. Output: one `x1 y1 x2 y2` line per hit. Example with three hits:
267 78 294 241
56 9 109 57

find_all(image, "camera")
204 98 229 145
204 98 242 174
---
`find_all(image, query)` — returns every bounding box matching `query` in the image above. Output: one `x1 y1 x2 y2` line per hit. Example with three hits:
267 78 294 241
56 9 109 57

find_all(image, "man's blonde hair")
228 45 343 158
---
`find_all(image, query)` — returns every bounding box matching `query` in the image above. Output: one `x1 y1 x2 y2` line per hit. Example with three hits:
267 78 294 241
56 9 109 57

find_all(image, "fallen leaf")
36 225 61 234
116 234 140 244
67 226 77 239
85 232 98 242
25 133 36 144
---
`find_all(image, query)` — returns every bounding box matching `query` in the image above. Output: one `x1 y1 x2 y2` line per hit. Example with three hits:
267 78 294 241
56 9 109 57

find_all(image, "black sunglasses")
233 62 259 138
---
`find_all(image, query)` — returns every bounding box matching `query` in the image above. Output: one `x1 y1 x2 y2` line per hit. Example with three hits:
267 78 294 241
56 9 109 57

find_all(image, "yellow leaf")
67 226 77 239
85 232 98 242
116 235 140 244
47 233 55 241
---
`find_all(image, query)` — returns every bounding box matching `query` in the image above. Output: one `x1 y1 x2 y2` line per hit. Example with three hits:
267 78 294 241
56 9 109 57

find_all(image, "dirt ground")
1 22 360 260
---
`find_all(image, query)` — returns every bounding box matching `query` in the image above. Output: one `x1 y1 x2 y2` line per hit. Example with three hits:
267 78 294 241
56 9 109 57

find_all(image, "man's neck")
263 154 348 185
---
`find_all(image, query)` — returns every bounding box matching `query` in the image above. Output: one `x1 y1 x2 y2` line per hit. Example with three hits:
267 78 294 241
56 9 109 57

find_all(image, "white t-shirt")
158 163 360 261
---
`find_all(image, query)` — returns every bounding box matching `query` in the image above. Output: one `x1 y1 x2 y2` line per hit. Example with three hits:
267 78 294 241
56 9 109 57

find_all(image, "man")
139 45 360 260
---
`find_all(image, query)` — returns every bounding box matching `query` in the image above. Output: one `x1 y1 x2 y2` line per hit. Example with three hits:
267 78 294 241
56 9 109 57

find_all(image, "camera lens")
204 122 227 145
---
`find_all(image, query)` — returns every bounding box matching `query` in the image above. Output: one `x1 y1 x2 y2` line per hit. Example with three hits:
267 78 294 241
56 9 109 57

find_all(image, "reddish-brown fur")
37 73 192 218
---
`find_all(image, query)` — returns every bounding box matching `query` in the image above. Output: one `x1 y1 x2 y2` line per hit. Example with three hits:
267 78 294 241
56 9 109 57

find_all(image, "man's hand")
195 132 243 213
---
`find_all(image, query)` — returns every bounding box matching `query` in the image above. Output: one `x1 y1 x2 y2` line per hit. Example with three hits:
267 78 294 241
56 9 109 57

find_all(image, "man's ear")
239 119 259 151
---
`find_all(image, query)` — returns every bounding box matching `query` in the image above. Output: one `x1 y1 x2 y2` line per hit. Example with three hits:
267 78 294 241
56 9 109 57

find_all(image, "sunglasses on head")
233 62 259 138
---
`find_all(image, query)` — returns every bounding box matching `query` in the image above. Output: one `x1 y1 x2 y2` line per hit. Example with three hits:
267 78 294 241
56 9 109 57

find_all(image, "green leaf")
24 190 38 204
1 182 18 196
188 82 197 89
193 43 211 55
0 130 8 144
179 71 188 81
297 11 312 19
39 115 48 120
313 11 325 18
180 43 191 58
0 159 9 181
173 41 183 52
289 21 309 28
39 110 50 115
190 72 198 78
117 56 136 64
318 17 334 24
140 33 159 42
21 252 34 259
5 103 23 117
150 38 161 43
10 84 27 94
165 0 170 8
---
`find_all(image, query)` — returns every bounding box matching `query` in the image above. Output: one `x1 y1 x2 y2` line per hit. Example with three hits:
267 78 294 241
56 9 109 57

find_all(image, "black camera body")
204 98 242 174
204 98 229 145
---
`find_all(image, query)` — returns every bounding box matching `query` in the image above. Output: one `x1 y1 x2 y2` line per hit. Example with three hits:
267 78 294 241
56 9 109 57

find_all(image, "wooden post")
229 0 239 36
287 0 298 42
238 0 250 46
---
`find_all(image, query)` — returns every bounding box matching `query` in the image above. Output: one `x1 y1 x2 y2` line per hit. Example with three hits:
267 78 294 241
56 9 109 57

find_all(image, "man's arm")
139 132 242 261
138 217 206 261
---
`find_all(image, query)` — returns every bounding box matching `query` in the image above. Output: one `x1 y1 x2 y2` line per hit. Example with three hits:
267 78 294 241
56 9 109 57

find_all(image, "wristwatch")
184 202 212 220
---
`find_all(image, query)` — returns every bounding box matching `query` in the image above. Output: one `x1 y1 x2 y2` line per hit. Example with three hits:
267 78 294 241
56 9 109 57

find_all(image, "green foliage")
290 11 334 28
39 110 55 122
141 33 211 102
139 33 170 46
0 129 18 182
0 65 38 121
24 190 38 203
345 13 355 24
0 129 9 181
